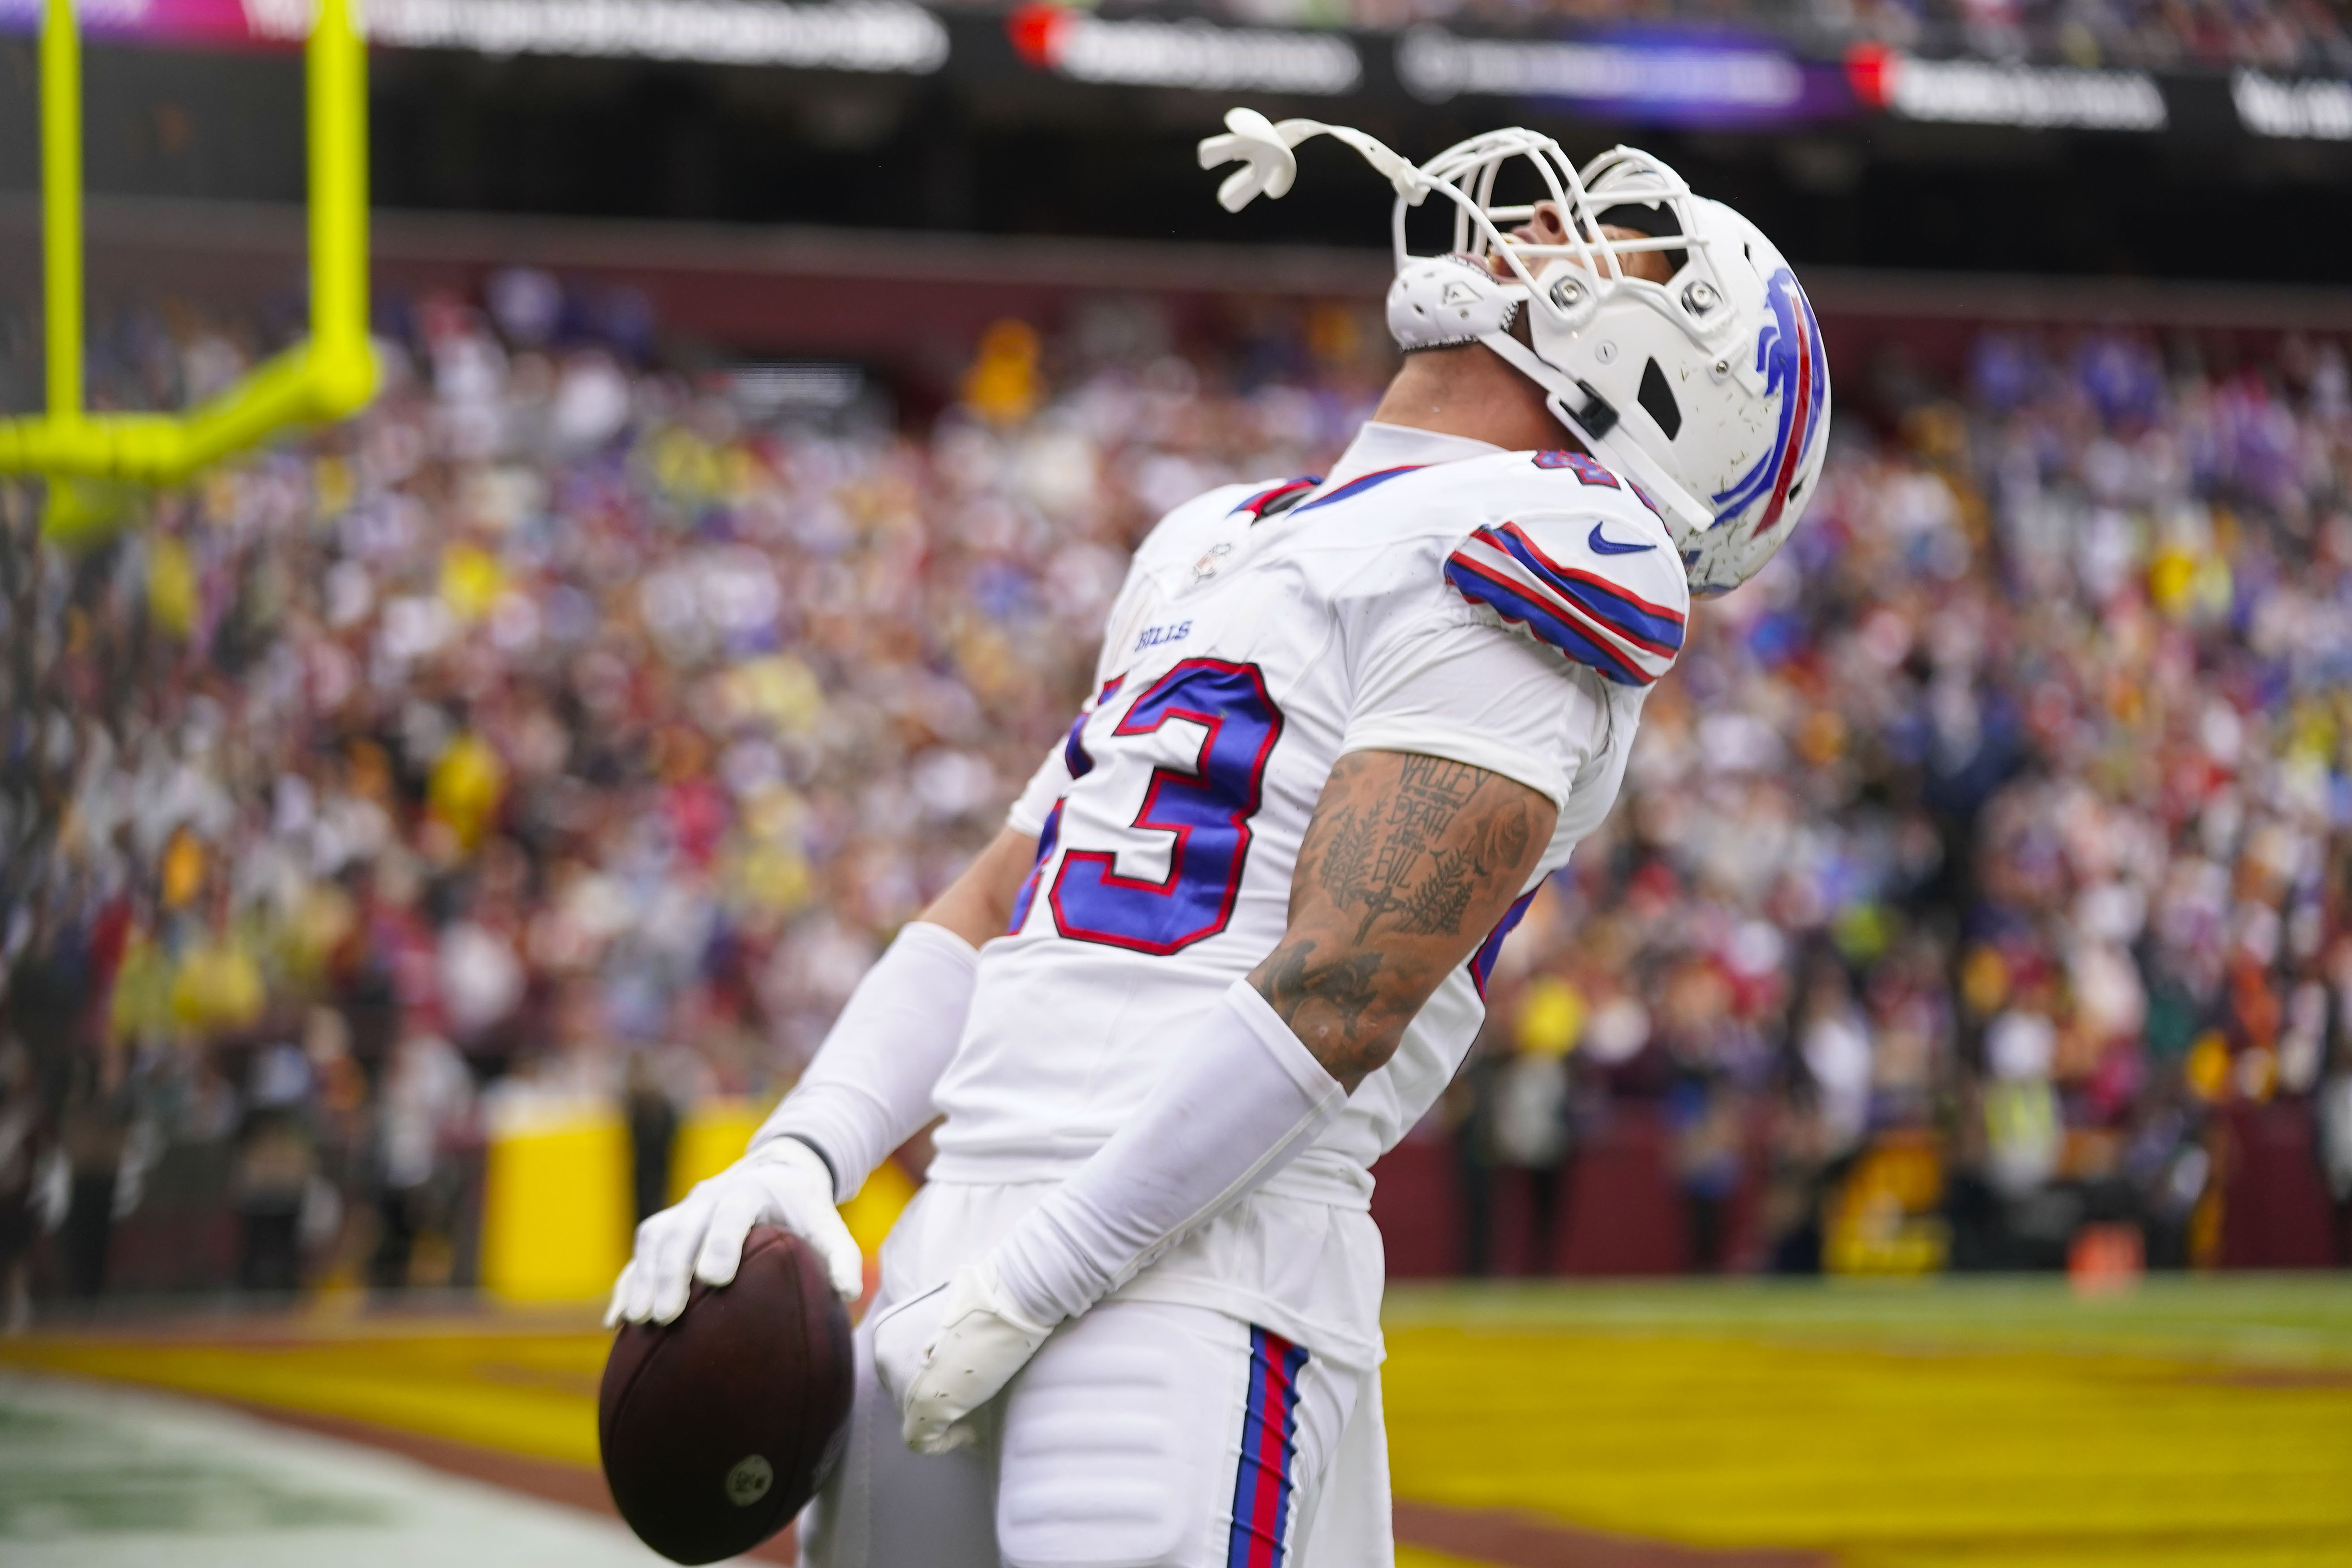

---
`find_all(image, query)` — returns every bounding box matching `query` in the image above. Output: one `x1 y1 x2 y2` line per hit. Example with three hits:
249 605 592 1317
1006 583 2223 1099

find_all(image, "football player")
610 110 1831 1568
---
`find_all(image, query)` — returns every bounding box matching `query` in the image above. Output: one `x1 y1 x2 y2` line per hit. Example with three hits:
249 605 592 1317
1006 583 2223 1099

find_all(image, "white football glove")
606 1137 862 1326
871 1262 1054 1456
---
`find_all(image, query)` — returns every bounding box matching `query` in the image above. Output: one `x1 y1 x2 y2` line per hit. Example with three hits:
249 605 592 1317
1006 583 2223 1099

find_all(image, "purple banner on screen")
1397 24 1852 126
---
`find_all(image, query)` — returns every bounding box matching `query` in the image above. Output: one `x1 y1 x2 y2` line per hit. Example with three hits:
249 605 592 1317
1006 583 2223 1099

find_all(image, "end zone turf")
3 1277 2347 1568
1379 1277 2352 1568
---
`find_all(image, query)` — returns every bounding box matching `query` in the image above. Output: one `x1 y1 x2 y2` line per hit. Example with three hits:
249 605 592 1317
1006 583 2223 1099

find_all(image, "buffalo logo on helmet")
1711 268 1826 539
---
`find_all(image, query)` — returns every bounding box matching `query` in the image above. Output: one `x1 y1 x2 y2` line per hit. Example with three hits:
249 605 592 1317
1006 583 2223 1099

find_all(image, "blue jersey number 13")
1041 659 1284 956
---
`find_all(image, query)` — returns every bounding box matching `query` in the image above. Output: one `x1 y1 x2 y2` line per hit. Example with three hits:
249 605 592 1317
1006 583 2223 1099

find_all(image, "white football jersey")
927 421 1689 1226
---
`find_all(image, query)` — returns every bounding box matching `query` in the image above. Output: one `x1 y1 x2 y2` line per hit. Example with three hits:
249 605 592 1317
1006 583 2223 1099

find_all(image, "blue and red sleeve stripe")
1445 522 1684 686
1484 524 1685 654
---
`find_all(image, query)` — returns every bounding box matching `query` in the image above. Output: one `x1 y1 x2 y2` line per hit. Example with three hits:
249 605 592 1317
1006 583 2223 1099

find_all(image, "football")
598 1226 857 1564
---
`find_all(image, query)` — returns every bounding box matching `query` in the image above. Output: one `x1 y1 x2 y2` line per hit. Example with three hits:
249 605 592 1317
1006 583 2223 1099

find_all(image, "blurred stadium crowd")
2 273 2351 1318
1021 0 2352 74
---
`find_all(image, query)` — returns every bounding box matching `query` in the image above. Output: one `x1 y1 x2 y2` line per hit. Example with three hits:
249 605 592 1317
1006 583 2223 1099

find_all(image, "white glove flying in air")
606 1135 862 1324
871 1260 1054 1455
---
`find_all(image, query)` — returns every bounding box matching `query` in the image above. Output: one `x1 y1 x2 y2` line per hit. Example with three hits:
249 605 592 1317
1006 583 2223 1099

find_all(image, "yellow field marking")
1396 1547 1498 1568
1383 1323 2352 1568
0 1325 613 1468
6 1282 2350 1568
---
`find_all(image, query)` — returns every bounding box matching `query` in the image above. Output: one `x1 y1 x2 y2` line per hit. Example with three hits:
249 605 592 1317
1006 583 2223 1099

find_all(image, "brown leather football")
599 1226 856 1564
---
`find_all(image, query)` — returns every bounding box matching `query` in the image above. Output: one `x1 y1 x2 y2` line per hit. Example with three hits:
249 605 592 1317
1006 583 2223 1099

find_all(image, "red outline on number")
1046 658 1284 956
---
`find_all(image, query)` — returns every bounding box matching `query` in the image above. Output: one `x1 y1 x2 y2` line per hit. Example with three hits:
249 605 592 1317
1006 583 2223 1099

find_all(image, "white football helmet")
1200 110 1830 595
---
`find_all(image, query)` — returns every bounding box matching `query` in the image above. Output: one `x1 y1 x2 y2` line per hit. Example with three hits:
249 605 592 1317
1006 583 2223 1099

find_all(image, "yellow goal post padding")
0 0 377 543
481 1091 920 1304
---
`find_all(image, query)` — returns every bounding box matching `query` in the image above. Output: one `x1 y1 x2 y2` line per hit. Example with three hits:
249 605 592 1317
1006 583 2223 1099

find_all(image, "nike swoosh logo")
1589 522 1654 555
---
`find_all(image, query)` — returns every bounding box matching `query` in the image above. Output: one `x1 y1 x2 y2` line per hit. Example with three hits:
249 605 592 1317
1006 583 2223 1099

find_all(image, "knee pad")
995 1311 1213 1568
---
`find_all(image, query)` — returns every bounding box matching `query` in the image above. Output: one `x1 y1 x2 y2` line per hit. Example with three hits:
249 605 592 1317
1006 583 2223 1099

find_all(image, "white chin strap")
1477 328 1715 541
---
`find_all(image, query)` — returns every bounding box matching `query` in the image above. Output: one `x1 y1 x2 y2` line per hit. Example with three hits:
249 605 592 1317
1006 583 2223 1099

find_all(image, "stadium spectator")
0 277 2346 1295
0 1038 65 1332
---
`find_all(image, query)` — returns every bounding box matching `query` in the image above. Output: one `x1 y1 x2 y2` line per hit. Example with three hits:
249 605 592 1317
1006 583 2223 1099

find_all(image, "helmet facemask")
1200 109 1830 596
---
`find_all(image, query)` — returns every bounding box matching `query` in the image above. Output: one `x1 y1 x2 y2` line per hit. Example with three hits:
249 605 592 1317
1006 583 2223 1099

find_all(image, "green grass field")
6 1276 2349 1567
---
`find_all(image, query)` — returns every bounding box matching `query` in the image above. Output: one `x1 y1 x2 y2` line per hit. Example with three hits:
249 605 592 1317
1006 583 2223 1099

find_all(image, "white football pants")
799 1189 1392 1568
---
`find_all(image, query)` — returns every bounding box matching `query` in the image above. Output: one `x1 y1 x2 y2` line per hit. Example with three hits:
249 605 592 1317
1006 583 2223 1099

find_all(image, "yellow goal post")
0 0 376 543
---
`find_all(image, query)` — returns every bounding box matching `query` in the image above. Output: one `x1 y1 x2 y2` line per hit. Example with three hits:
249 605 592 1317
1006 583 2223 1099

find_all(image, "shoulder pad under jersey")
1133 476 1307 556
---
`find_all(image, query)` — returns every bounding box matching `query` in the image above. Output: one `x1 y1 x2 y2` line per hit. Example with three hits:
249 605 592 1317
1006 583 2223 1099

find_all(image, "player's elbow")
1251 931 1430 1090
1246 943 1417 1092
1281 1009 1406 1092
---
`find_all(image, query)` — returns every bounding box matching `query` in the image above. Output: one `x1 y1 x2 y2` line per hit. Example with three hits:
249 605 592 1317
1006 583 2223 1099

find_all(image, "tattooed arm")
1249 750 1556 1091
885 750 1556 1433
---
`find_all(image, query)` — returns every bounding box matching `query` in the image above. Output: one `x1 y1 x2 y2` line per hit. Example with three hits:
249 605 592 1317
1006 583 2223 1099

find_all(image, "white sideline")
0 1369 725 1568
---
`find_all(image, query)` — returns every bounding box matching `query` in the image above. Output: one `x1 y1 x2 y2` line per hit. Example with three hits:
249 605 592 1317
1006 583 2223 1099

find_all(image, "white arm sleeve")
753 920 979 1202
989 980 1345 1325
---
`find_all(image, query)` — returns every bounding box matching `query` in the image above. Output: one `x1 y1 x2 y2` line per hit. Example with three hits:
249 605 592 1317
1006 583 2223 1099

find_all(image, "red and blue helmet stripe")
1710 267 1826 539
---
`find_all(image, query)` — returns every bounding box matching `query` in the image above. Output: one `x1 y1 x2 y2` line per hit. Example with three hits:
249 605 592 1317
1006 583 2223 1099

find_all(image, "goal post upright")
308 0 372 416
0 0 378 541
41 0 83 435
